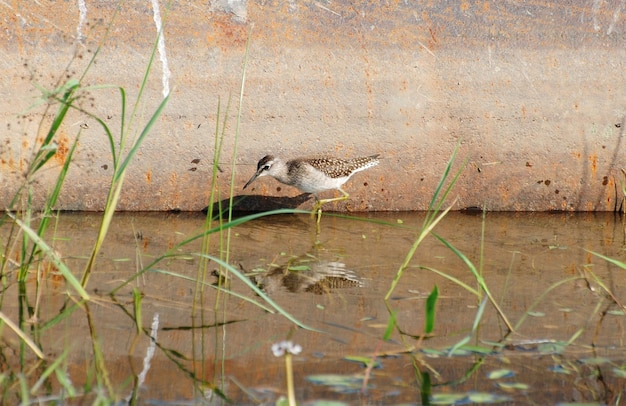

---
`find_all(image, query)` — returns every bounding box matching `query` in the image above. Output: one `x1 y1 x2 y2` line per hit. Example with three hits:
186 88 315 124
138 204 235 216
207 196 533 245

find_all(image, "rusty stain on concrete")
589 153 598 177
54 133 70 166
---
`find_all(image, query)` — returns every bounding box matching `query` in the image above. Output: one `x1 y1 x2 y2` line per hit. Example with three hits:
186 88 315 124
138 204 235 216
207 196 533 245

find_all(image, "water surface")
3 211 626 404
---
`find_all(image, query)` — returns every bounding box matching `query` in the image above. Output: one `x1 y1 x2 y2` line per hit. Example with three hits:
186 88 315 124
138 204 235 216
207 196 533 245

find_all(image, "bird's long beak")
243 170 261 190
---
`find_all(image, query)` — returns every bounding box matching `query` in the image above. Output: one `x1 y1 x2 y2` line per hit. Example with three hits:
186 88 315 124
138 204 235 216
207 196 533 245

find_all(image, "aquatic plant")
3 6 625 406
384 142 463 301
272 340 302 406
0 13 311 405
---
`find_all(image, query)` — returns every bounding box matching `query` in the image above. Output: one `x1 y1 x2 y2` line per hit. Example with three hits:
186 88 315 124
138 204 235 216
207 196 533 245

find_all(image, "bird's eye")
263 165 271 170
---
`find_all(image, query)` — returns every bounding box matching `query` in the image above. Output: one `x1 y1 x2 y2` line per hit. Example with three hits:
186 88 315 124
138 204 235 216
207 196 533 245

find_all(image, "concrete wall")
1 1 624 211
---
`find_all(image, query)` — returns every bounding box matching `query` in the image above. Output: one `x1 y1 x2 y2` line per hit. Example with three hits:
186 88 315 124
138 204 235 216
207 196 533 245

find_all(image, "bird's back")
285 155 379 193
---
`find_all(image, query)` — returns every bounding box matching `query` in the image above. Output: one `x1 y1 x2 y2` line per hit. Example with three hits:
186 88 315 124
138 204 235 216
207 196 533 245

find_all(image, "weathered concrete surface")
1 1 624 211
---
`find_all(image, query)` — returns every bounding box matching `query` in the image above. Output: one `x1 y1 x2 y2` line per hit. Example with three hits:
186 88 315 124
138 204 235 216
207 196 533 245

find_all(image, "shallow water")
3 211 626 404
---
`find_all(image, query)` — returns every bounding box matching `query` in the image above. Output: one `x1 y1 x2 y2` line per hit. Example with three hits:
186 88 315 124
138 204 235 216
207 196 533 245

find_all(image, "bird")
243 154 380 223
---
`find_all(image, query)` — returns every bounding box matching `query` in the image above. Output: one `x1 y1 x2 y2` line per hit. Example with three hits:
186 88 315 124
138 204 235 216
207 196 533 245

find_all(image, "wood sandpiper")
243 154 380 223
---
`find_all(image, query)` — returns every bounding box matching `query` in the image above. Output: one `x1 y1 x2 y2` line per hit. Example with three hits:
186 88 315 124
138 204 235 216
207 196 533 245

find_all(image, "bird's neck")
270 161 296 186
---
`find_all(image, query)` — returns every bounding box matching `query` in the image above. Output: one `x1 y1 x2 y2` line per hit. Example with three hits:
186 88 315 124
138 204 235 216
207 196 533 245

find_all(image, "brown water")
3 211 626 404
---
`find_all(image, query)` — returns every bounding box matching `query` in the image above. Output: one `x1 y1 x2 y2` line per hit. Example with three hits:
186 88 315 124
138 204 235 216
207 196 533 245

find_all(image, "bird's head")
243 155 278 189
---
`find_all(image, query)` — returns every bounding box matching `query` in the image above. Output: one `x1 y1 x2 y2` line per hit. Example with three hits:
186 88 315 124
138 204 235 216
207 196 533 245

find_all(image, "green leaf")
468 392 511 403
578 357 610 365
344 356 381 369
306 374 364 393
429 393 466 404
608 309 625 316
421 348 446 356
497 382 529 390
424 285 438 334
447 335 471 357
287 265 311 272
487 369 515 379
459 345 494 355
612 367 626 378
537 342 566 354
431 392 511 404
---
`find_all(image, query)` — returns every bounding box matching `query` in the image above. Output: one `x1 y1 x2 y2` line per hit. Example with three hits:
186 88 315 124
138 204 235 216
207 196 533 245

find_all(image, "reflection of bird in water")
253 260 363 295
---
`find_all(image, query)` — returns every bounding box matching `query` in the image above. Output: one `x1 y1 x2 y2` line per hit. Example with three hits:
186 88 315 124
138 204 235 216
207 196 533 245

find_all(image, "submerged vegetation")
1 15 626 406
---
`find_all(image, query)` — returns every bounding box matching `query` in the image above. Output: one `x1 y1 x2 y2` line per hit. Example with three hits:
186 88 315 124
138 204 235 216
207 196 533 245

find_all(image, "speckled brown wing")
302 155 379 179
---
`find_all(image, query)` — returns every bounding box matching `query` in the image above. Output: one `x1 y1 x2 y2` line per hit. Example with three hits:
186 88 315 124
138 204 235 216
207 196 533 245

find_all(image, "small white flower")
271 340 302 357
271 342 285 357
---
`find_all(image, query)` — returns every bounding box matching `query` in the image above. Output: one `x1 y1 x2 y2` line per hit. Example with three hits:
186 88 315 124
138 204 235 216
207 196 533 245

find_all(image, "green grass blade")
227 28 251 221
54 367 77 397
419 370 432 405
447 335 471 357
420 266 480 296
18 374 29 405
110 209 310 294
447 295 488 356
583 265 626 309
433 232 514 332
383 310 397 341
426 143 458 211
566 327 584 346
153 269 276 314
471 294 488 332
174 209 311 255
587 249 626 269
9 213 90 300
133 287 143 334
424 142 464 225
385 203 454 300
82 92 169 288
0 311 44 359
38 300 83 332
84 305 114 397
125 6 167 135
30 80 79 175
202 96 229 240
31 349 70 393
432 233 481 281
44 132 80 210
197 254 322 333
78 5 118 83
512 276 582 331
118 86 126 155
81 174 125 286
385 142 465 300
116 94 169 181
24 132 81 268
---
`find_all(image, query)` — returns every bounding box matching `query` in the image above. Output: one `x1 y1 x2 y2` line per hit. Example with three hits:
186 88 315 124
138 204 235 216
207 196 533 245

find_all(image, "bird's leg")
311 188 350 225
310 194 321 222
310 195 321 222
